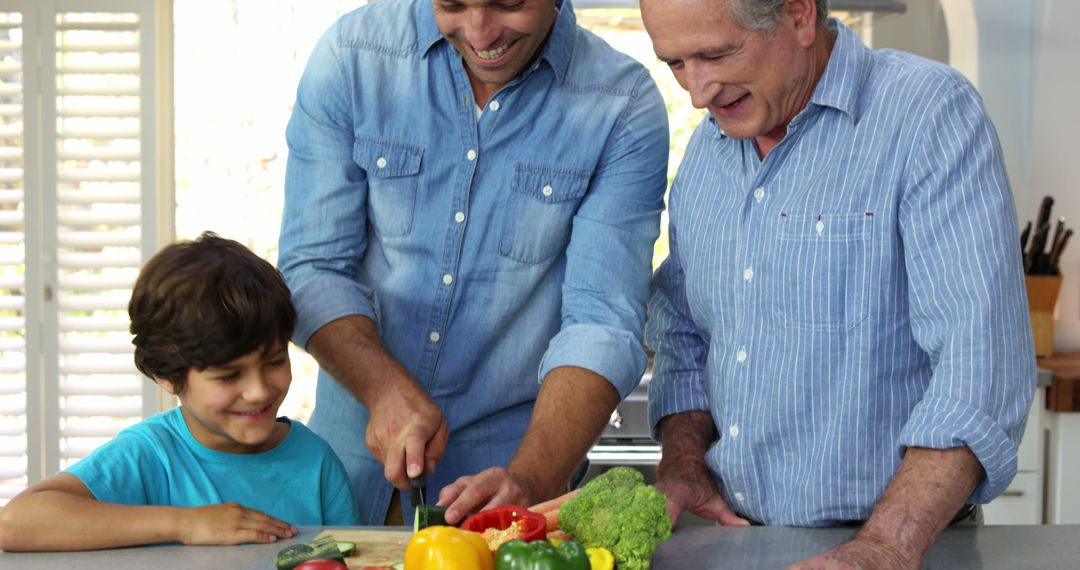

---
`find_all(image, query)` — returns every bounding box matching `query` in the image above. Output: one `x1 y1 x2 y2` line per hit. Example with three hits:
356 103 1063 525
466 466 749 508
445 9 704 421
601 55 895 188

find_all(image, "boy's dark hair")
129 231 296 390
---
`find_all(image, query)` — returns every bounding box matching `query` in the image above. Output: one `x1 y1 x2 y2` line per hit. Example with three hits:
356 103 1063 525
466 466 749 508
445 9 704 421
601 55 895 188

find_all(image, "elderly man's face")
434 0 557 98
642 0 822 143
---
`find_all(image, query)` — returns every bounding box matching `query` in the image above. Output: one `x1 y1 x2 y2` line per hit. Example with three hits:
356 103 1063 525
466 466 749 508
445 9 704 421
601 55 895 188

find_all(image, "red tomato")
293 560 349 570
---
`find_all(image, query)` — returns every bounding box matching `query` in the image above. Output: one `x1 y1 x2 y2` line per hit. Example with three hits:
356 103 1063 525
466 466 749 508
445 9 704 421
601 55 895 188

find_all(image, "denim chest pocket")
500 164 590 263
773 213 873 331
354 137 423 238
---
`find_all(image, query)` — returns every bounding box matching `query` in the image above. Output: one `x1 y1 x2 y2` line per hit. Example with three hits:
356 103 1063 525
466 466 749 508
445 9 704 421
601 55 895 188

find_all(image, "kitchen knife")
1035 195 1055 231
1027 221 1051 274
1020 220 1033 253
1050 229 1073 275
409 474 427 509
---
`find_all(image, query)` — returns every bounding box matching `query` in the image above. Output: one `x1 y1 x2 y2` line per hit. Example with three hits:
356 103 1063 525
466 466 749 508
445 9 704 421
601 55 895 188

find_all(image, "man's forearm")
508 366 620 502
857 447 983 565
657 411 716 483
306 315 414 407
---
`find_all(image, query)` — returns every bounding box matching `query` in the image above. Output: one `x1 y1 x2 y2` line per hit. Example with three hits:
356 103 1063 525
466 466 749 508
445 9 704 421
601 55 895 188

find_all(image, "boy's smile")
163 346 292 454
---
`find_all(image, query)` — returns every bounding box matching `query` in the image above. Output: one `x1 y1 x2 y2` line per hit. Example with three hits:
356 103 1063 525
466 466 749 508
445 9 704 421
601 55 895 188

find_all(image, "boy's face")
161 345 292 454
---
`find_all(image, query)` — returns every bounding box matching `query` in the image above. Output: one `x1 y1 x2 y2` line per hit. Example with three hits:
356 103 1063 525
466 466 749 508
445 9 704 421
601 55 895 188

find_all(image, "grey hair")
725 0 829 33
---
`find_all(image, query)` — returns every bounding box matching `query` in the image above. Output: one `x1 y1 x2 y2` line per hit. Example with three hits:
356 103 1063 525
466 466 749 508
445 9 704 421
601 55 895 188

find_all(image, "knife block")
1026 275 1063 357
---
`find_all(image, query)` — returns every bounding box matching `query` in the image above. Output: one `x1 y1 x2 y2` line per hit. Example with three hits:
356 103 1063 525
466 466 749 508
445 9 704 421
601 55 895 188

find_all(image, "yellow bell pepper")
405 525 494 570
586 547 614 570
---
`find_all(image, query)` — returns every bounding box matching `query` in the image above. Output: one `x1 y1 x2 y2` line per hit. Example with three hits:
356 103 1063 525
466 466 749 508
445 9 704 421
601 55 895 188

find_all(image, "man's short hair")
129 231 296 390
727 0 829 33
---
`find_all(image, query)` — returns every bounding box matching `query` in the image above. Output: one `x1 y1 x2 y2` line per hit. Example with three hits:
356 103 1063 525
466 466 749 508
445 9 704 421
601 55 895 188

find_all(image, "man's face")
434 0 558 93
642 0 821 143
164 346 292 454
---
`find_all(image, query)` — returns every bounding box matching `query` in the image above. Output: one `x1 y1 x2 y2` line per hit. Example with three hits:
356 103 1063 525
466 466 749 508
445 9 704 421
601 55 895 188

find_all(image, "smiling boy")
0 232 358 551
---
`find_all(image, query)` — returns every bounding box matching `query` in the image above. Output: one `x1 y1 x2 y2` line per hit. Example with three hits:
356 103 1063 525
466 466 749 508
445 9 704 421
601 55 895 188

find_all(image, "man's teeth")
476 44 509 60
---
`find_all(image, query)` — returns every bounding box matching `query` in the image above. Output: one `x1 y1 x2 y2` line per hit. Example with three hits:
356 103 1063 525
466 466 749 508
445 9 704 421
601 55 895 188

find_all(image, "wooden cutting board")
315 529 413 568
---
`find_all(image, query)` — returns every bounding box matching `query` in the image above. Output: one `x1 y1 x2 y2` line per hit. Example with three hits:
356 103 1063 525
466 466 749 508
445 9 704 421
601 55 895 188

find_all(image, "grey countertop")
2 525 1079 569
1038 367 1053 388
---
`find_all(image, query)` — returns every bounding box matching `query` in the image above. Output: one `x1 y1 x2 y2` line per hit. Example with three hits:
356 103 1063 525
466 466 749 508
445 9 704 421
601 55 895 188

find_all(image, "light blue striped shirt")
646 20 1036 527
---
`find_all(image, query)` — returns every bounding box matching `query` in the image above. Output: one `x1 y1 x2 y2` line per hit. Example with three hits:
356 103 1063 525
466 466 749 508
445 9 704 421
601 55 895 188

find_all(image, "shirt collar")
808 18 873 120
418 0 576 84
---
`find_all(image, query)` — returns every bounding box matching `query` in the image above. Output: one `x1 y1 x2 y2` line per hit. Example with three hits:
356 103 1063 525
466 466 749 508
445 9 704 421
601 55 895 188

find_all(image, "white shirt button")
542 184 553 197
743 267 754 282
442 274 453 285
736 348 747 363
753 187 765 201
734 492 745 503
454 211 466 223
490 100 501 111
429 331 441 343
376 156 388 169
466 149 477 161
816 220 825 234
729 424 739 438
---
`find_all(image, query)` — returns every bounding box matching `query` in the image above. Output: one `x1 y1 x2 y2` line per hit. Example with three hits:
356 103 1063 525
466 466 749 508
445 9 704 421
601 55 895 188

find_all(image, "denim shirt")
278 0 667 524
647 21 1035 527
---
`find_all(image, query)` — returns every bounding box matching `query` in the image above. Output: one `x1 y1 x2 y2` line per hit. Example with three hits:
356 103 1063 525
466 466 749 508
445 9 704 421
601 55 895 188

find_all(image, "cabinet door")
983 472 1040 525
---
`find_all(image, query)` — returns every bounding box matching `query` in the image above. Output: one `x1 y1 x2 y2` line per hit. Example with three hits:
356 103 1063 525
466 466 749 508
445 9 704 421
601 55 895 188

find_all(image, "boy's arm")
0 473 297 551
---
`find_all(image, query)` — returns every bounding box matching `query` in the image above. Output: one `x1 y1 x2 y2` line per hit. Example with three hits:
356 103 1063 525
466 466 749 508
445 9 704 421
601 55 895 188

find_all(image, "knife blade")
1027 221 1051 274
1050 229 1073 275
1020 220 1033 253
409 474 427 509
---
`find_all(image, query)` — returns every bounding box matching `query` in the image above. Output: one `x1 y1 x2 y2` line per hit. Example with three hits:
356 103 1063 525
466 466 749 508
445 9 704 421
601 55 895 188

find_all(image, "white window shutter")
0 0 172 503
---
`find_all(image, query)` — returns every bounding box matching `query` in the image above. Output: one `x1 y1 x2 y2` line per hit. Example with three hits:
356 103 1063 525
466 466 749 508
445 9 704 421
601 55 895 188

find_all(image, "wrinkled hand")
177 502 297 545
654 465 748 527
437 467 532 525
787 536 915 570
365 374 450 490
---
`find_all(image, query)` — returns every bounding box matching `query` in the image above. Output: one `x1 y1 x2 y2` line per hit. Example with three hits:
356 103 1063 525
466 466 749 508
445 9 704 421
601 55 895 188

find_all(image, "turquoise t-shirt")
66 407 358 525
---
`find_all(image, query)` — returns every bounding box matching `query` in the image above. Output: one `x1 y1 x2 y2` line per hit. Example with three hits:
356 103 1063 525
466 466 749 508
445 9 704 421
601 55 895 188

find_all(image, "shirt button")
743 267 754 282
376 156 388 169
734 492 745 503
454 211 466 223
490 100 501 111
542 184 553 197
429 331 441 343
753 187 765 201
729 424 739 438
736 348 747 363
442 274 453 285
816 220 825 234
466 149 477 161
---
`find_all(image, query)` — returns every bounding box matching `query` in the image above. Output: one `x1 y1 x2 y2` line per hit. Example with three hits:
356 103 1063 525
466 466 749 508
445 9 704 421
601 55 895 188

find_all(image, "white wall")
1026 0 1080 350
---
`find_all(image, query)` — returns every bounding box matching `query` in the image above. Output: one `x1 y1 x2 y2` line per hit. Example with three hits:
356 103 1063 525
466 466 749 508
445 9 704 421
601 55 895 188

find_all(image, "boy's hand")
177 502 298 545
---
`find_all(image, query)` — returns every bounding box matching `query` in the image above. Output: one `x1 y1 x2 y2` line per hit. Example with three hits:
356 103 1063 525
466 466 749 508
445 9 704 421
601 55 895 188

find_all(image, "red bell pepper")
460 504 547 551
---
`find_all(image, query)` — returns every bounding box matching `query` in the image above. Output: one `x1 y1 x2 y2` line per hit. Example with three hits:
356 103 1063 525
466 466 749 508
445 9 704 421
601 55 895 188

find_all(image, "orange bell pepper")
404 526 494 570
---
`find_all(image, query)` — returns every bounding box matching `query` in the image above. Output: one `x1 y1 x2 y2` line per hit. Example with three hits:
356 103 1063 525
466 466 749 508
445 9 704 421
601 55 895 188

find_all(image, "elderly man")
278 0 668 526
641 0 1034 567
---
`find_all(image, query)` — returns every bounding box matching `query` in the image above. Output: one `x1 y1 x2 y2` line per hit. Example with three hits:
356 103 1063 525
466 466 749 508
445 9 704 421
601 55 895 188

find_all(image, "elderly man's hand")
436 467 532 525
654 469 749 527
787 535 915 570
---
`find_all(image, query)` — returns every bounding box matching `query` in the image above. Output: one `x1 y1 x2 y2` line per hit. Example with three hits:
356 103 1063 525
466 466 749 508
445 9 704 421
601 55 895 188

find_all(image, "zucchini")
275 536 346 570
336 540 356 557
414 504 449 531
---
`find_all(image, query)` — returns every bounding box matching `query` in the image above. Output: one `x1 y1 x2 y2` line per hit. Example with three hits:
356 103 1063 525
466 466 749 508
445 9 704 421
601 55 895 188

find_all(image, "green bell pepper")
495 539 590 570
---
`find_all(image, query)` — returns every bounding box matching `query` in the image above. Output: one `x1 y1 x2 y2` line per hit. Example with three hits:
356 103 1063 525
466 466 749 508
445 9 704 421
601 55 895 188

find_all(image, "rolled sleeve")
899 396 1025 503
540 68 668 399
290 274 377 350
646 222 711 441
279 25 377 349
899 75 1036 503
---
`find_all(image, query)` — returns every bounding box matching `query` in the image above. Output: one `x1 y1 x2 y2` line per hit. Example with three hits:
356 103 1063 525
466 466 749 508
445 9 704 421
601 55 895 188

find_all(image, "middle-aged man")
641 0 1035 567
277 0 668 526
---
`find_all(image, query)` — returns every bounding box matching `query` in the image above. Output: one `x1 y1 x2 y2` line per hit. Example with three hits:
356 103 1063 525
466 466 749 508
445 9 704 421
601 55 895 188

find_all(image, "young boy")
0 232 358 551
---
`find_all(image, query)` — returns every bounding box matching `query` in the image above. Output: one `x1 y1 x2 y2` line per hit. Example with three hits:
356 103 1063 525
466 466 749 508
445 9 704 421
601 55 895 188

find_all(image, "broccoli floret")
558 467 672 570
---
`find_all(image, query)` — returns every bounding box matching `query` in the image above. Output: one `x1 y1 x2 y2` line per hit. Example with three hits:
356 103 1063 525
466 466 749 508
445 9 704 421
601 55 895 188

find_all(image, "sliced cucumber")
275 536 346 570
414 504 449 531
336 541 356 557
